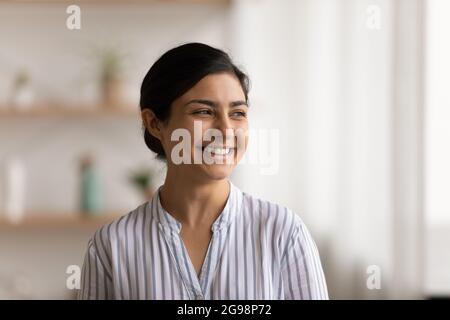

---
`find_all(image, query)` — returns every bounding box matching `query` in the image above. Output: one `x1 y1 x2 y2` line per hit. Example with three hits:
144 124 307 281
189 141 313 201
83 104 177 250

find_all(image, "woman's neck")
159 170 230 229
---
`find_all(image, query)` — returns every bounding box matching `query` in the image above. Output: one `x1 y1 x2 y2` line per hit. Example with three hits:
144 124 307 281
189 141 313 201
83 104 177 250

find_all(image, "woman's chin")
199 163 235 180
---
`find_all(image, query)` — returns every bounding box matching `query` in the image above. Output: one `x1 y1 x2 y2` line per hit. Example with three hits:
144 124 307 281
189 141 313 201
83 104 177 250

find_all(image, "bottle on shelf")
79 153 103 216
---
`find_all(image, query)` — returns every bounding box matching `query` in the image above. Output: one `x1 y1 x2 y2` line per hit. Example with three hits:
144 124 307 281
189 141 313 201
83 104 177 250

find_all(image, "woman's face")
159 72 249 181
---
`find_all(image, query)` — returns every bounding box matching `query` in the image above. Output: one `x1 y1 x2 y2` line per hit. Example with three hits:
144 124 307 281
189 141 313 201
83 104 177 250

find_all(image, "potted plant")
128 166 155 200
10 69 34 111
94 46 126 109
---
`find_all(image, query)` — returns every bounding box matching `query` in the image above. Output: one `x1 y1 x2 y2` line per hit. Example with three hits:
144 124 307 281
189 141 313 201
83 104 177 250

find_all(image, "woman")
78 42 328 300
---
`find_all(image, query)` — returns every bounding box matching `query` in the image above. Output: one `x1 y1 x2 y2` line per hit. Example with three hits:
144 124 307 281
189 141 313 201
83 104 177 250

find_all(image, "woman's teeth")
203 146 232 155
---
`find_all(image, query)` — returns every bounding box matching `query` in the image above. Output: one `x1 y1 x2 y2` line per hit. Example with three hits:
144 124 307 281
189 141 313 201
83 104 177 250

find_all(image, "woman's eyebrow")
184 99 248 108
230 100 248 107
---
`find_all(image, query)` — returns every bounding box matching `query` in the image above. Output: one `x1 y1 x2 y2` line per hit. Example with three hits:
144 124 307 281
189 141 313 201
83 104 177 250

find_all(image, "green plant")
13 69 30 90
96 46 124 83
128 167 154 196
90 45 128 107
100 48 123 82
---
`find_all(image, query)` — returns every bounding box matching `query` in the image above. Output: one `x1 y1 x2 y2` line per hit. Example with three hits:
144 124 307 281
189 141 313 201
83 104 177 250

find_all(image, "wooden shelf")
0 104 139 119
0 0 230 5
0 212 123 230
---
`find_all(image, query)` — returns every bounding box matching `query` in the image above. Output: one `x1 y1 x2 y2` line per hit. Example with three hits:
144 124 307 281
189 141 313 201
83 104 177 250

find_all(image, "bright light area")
425 0 450 227
425 0 450 297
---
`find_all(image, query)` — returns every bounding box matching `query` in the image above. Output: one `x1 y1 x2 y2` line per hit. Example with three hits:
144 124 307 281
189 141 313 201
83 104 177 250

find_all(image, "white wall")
424 0 450 296
0 2 229 214
425 0 450 227
229 0 426 299
0 2 231 299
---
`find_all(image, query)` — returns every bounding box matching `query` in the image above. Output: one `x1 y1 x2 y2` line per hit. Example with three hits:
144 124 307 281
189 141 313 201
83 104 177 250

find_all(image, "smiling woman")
77 42 329 300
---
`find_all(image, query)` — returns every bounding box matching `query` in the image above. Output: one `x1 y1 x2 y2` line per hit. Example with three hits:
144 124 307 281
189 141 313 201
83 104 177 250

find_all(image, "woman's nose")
214 113 232 131
213 114 234 144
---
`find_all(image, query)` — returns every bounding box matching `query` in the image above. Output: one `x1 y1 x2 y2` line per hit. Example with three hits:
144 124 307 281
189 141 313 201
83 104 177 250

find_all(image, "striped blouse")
77 180 329 300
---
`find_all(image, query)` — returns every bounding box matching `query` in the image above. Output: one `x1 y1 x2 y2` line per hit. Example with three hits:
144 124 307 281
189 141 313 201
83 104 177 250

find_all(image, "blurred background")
0 0 448 299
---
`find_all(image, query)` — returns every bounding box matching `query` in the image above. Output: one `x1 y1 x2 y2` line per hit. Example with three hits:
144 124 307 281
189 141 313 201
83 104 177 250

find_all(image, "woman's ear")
141 109 163 140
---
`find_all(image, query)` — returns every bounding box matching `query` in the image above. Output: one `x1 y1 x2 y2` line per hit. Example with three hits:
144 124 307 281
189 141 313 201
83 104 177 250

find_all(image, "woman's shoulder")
88 201 152 249
240 190 306 236
238 190 316 258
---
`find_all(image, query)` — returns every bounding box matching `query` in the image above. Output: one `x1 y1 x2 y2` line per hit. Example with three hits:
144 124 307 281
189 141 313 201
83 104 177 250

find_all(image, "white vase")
2 156 26 224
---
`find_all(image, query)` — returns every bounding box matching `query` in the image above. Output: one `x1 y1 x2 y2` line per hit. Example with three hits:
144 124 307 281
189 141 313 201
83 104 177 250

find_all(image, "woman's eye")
194 109 213 115
232 111 247 117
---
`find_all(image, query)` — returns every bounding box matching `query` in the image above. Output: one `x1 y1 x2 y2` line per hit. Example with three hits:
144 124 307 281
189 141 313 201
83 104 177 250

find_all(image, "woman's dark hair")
140 42 250 160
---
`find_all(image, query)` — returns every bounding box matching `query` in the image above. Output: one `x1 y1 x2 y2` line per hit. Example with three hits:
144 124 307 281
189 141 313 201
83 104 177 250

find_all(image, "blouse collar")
152 180 242 234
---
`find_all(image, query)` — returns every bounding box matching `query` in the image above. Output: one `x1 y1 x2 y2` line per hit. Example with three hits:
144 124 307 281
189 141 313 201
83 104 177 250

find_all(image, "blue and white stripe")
78 180 329 300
